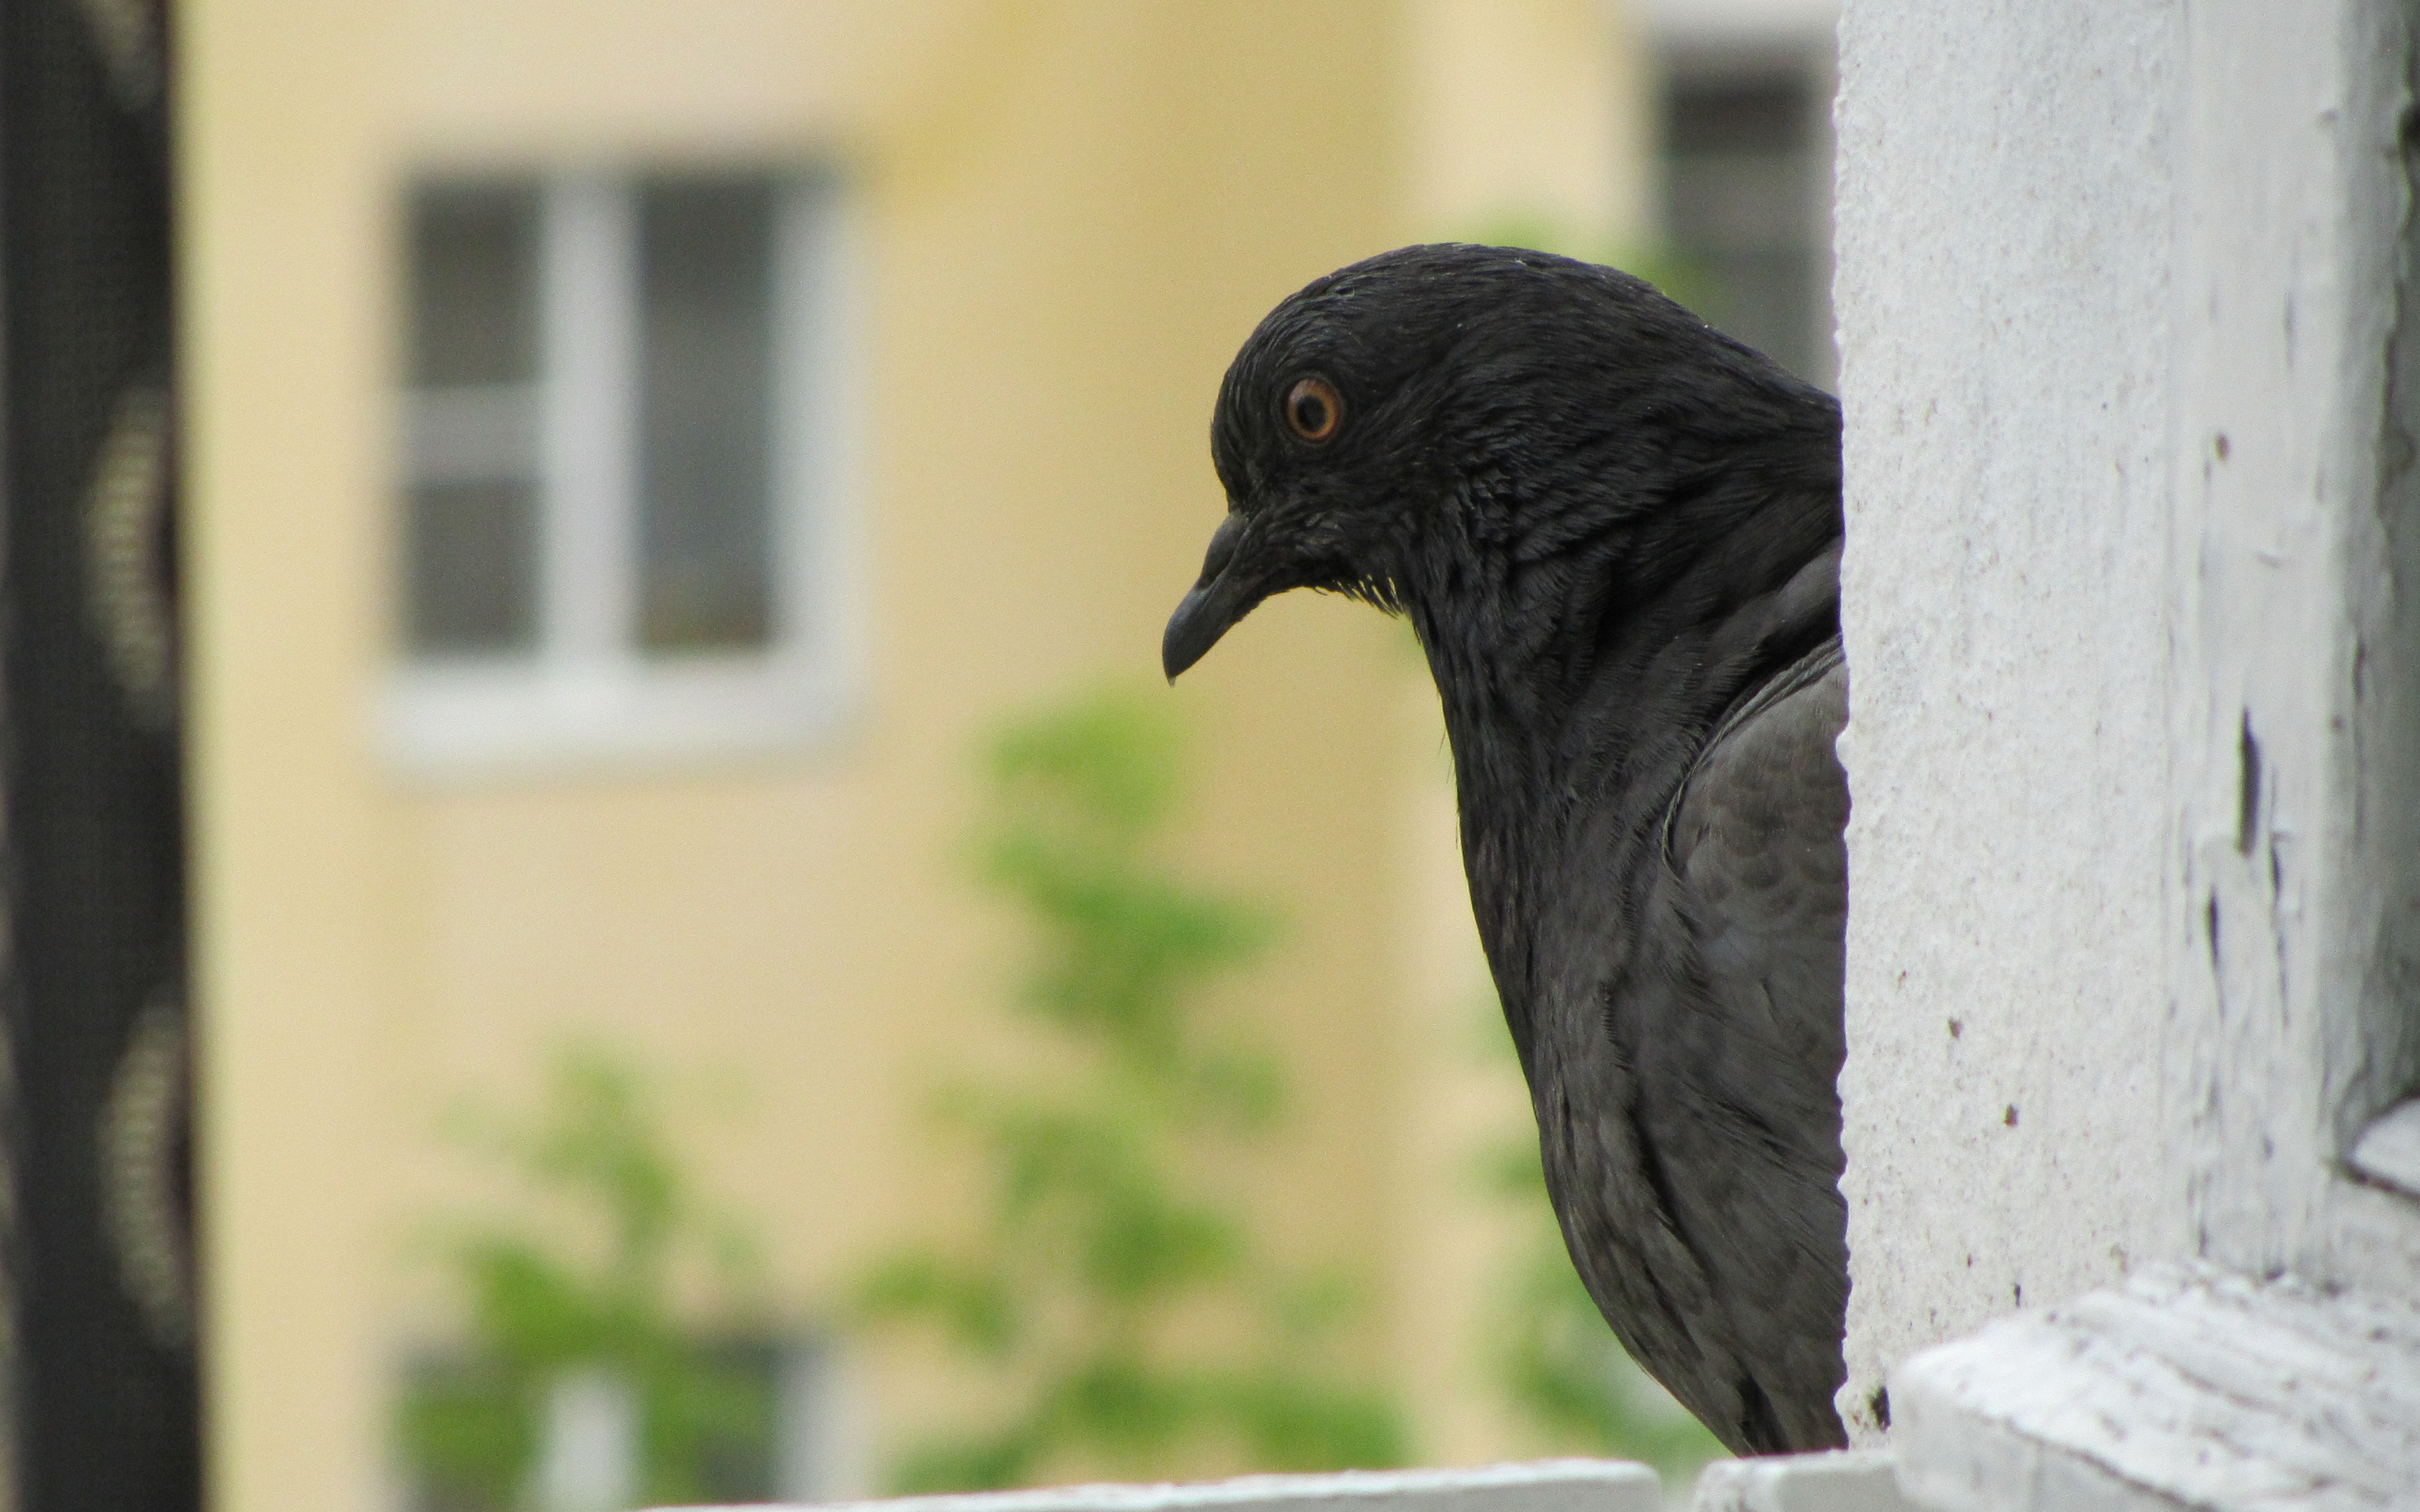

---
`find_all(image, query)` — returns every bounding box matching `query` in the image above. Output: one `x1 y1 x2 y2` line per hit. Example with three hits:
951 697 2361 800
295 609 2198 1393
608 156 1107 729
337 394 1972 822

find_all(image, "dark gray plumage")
1162 244 1849 1456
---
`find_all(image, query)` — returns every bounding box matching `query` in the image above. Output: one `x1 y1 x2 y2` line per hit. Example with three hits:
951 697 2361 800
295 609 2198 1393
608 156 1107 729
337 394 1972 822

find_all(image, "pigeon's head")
1163 243 1780 680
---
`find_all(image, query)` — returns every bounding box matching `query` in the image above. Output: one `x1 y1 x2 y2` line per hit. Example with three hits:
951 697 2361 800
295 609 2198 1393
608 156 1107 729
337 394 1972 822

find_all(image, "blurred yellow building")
176 3 1834 1509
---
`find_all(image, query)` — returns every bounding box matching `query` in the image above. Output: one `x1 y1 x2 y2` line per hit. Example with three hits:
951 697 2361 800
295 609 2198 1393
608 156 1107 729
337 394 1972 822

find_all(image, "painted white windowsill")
381 655 858 781
656 1451 1942 1512
1691 1449 1916 1511
1889 1263 2420 1512
663 1461 1665 1512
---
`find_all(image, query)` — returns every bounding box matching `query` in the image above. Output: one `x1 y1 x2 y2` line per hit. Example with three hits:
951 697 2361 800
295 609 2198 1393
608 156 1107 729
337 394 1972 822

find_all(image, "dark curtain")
0 0 201 1508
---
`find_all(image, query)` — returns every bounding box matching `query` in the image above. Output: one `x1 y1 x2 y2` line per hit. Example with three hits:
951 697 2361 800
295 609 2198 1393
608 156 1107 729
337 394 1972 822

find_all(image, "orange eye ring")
1284 377 1344 444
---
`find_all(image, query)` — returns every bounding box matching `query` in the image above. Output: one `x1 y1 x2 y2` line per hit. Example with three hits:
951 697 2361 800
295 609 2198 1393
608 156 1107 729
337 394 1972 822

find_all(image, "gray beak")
1162 511 1256 680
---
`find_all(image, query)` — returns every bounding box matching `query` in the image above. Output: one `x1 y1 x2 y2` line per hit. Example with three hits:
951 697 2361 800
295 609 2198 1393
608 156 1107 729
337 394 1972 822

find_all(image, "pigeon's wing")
1539 636 1850 1457
1652 635 1851 1449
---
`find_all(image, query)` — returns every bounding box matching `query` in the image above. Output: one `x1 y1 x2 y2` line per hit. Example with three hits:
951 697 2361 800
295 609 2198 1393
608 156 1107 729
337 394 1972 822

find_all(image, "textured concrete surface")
1829 0 2191 1441
1833 0 2420 1457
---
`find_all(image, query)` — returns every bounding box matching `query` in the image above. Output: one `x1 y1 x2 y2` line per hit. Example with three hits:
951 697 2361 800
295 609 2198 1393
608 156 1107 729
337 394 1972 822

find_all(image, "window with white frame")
387 168 857 774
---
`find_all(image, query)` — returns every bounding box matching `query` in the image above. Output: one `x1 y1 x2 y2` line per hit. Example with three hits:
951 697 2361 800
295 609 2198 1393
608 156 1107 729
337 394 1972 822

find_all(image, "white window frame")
381 169 862 780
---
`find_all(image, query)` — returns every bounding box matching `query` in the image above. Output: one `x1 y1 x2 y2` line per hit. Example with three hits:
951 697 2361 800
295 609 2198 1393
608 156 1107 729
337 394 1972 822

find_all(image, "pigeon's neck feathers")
1409 417 1841 1060
1409 413 1842 776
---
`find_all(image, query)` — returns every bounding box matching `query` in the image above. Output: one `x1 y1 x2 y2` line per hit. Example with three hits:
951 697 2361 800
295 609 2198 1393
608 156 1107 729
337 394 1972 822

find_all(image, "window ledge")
381 655 857 782
668 1461 1665 1512
1690 1448 1918 1510
1889 1262 2420 1512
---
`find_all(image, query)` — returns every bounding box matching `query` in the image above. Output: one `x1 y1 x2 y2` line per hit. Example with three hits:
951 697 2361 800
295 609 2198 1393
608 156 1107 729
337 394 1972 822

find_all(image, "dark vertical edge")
2358 0 2420 1137
0 0 201 1508
0 0 20 1503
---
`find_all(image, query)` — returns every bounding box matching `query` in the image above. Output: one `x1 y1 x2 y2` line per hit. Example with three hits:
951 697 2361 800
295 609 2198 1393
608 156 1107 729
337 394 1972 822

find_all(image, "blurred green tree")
397 1045 778 1511
859 687 1407 1492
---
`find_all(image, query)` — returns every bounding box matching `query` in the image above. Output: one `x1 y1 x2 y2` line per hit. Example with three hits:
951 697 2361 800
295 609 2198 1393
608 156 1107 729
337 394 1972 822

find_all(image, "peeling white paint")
2164 0 2420 1305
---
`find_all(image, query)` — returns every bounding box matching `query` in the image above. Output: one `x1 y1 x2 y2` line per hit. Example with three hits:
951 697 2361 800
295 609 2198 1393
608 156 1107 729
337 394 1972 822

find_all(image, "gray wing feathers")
1661 639 1849 1446
1545 640 1850 1453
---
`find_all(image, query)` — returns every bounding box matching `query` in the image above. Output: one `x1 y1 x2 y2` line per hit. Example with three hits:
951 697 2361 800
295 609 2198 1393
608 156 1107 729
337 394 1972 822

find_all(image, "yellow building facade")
179 4 1645 1509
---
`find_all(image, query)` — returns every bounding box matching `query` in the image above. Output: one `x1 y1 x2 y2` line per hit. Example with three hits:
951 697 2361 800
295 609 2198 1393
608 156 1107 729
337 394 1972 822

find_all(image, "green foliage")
397 1047 778 1511
859 686 1408 1492
1475 1011 1725 1480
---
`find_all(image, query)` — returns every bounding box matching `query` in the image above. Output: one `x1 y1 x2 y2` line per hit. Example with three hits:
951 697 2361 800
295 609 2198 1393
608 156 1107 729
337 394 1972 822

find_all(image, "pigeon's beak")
1163 510 1259 681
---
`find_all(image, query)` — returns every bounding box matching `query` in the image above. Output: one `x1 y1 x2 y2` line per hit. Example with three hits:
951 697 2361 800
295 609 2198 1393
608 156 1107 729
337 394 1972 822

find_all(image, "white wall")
1832 0 2420 1451
1828 0 2191 1438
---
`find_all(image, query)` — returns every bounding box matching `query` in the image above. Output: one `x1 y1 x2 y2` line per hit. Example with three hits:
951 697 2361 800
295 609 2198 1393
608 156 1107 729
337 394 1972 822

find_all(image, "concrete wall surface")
1829 0 2190 1437
1833 0 2420 1475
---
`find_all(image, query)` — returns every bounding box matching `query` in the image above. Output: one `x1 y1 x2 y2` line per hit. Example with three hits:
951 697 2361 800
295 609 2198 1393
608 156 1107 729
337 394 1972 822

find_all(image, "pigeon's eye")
1284 377 1344 444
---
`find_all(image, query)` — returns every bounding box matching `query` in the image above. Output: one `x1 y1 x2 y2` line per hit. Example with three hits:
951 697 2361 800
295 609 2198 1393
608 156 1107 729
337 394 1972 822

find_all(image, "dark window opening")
637 177 776 653
1660 66 1833 389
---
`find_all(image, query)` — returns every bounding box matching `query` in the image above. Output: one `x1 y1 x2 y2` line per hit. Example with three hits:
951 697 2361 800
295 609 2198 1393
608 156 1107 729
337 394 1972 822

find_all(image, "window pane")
406 480 539 653
1662 72 1824 386
636 176 776 652
409 182 541 386
404 180 542 655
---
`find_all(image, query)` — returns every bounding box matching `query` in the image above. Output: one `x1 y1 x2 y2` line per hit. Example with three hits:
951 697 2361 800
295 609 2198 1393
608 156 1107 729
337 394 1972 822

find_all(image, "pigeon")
1162 244 1849 1455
